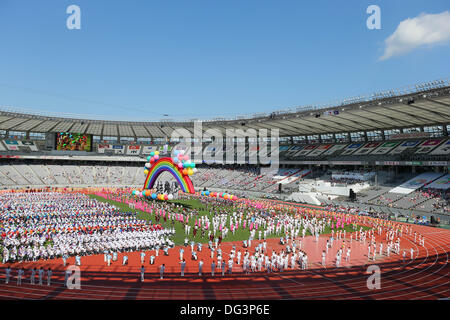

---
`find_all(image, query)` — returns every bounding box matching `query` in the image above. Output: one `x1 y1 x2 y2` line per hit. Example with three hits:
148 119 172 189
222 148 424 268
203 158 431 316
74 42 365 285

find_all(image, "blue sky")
0 0 449 121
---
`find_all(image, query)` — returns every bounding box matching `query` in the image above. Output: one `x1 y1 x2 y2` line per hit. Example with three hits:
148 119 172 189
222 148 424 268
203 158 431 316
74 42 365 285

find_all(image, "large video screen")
56 133 92 151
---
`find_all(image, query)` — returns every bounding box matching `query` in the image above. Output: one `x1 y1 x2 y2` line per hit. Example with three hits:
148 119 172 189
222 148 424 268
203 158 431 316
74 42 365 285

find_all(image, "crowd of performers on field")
0 189 430 284
171 195 425 276
0 192 174 264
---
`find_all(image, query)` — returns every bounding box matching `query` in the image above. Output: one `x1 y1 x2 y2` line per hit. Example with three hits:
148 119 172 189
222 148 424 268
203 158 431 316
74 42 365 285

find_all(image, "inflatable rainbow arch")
143 157 195 194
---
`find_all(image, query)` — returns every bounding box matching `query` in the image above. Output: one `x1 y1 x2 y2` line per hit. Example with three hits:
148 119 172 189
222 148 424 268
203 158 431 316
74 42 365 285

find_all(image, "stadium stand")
0 78 448 223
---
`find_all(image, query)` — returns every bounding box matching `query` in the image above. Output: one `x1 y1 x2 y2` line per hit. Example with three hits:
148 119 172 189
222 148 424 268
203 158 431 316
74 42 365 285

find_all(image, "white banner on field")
425 174 450 190
390 172 444 194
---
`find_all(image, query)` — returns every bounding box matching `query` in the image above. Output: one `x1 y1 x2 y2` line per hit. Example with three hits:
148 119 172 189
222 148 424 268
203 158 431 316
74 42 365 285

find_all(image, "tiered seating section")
360 173 449 214
190 166 311 193
0 163 142 187
1 138 448 161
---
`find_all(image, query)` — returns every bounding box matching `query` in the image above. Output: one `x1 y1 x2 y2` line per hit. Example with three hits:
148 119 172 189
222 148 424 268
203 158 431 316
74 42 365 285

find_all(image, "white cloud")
380 11 450 60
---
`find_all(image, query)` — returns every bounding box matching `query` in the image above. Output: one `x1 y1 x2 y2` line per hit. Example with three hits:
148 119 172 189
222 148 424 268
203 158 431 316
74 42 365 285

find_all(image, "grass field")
89 194 368 246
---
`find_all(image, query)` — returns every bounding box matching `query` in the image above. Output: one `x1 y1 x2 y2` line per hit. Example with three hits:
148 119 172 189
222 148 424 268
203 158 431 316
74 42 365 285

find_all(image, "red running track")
0 223 448 300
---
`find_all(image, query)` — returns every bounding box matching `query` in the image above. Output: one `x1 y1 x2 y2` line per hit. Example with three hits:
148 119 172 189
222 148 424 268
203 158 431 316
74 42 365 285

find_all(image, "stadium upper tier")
0 78 449 138
0 137 449 167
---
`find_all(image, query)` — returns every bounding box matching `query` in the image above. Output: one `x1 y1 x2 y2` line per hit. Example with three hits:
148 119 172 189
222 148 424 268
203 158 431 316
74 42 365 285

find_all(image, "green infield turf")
89 194 368 246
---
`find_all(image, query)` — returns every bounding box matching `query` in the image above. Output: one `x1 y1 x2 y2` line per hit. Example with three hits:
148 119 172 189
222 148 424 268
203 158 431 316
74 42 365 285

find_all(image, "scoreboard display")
56 133 92 151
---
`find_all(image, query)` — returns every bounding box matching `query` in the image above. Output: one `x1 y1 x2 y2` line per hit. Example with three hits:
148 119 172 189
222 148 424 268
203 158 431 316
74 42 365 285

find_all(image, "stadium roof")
1 79 449 138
